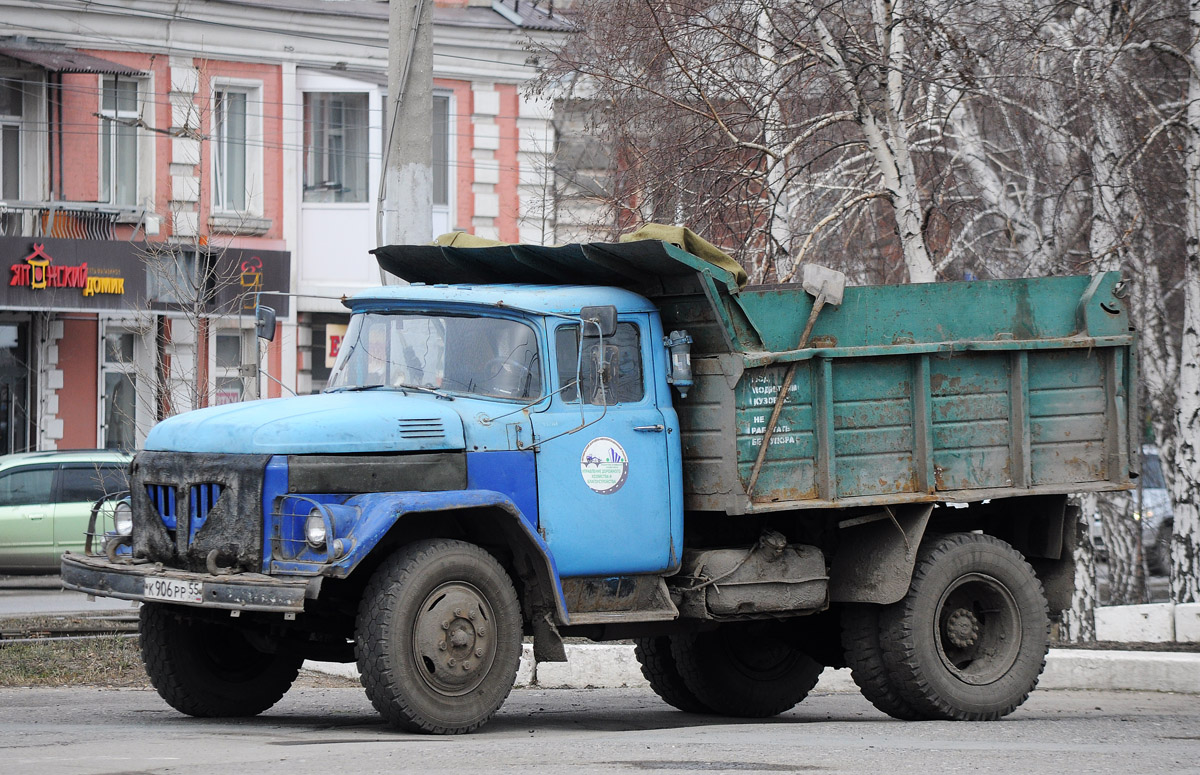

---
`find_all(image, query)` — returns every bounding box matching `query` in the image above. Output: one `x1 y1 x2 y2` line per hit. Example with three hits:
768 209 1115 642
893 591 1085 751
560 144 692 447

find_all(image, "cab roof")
347 282 660 316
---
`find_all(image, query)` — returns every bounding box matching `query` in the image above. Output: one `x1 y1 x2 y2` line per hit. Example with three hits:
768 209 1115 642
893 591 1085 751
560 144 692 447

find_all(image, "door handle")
633 424 665 433
26 512 46 521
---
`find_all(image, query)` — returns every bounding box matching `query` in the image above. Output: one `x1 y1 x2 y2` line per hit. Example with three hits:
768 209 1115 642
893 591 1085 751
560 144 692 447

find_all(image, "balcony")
0 200 153 240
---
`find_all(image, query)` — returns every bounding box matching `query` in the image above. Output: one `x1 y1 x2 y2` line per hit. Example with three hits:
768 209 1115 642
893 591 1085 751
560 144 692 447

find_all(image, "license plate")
143 577 203 604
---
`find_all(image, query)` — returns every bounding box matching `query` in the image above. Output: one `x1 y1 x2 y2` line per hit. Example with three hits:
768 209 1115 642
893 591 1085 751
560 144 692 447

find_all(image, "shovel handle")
796 292 827 350
746 291 830 497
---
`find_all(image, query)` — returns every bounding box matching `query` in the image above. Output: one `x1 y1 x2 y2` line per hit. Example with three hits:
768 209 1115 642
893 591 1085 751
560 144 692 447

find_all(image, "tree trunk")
1086 106 1149 605
1174 8 1200 602
758 8 792 281
1060 504 1097 643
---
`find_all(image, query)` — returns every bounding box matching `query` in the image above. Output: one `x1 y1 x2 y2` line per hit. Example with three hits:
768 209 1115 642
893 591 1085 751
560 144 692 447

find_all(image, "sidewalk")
305 643 1200 694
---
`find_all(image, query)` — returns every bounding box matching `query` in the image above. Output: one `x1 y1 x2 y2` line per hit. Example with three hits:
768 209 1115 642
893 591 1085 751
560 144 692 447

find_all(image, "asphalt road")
0 578 134 616
1 685 1198 775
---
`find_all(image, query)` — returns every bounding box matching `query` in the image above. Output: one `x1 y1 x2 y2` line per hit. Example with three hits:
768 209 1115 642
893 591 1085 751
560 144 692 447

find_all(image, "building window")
0 322 31 455
101 328 138 450
214 330 255 404
100 77 140 206
0 77 22 201
303 92 368 203
214 90 248 212
433 95 449 208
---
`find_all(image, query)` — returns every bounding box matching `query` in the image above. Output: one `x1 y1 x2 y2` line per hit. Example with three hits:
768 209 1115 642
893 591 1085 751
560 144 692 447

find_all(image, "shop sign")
0 235 145 312
325 324 348 369
211 248 291 317
9 243 126 297
0 237 288 315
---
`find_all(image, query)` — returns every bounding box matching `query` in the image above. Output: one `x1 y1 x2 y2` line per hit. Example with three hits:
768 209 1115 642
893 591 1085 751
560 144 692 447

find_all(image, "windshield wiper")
324 384 392 393
325 383 452 399
395 383 453 400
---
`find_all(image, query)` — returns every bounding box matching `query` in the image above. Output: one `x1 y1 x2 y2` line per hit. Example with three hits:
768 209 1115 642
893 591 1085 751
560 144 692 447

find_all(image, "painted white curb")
1094 603 1175 643
305 644 1200 694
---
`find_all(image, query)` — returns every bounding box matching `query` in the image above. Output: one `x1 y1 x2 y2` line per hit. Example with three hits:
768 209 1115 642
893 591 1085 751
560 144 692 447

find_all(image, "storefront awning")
0 41 143 75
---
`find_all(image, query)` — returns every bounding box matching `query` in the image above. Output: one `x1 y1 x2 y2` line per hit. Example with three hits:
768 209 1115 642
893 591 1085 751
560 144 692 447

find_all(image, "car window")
0 467 55 507
555 322 645 405
58 465 129 504
1140 451 1167 489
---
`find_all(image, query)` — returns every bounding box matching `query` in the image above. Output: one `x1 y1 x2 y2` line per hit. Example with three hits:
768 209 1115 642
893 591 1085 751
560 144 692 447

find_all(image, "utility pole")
378 0 433 282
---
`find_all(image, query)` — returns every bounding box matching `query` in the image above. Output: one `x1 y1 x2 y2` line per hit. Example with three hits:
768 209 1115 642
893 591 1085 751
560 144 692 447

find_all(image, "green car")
0 450 132 574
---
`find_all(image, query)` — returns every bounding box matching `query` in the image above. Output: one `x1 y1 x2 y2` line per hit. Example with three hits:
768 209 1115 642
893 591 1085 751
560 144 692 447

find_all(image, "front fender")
330 489 569 624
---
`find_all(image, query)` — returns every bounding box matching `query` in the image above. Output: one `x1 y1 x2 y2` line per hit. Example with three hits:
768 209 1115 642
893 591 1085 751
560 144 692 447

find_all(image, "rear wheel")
140 603 301 718
355 539 522 734
670 622 824 718
879 533 1049 720
841 604 921 720
633 636 712 714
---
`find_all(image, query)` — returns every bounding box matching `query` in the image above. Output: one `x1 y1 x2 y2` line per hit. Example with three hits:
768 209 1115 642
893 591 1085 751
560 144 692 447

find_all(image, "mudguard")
316 489 569 624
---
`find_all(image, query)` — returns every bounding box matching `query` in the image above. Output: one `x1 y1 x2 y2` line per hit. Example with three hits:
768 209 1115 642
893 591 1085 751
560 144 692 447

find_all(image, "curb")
305 644 1200 695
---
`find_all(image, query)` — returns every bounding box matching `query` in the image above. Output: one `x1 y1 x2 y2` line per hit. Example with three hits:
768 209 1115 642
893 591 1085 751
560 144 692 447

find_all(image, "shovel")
746 264 847 497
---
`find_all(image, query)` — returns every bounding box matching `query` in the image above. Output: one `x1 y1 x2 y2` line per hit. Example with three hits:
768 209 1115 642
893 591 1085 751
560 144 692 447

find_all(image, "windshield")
327 312 542 400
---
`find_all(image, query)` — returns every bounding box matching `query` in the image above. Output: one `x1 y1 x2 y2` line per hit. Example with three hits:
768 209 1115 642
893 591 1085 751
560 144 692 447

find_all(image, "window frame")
211 79 264 215
212 327 257 405
553 321 646 406
0 75 22 201
303 91 370 204
98 318 149 450
99 75 144 206
431 91 454 232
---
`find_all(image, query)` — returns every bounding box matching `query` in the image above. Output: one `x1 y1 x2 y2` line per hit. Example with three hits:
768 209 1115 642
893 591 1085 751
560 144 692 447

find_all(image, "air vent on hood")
398 418 445 440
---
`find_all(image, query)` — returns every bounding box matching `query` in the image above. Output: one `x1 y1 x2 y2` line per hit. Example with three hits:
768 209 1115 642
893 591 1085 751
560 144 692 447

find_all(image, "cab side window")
0 468 55 507
555 322 644 405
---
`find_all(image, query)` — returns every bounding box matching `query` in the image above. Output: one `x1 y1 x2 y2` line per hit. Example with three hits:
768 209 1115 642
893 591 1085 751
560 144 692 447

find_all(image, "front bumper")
61 553 319 613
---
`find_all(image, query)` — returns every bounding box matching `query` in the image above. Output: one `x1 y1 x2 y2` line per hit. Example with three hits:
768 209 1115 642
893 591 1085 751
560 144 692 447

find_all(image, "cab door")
528 314 680 577
0 465 56 570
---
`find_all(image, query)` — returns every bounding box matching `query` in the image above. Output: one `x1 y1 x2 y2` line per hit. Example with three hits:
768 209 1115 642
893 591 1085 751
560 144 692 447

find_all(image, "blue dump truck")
62 236 1137 734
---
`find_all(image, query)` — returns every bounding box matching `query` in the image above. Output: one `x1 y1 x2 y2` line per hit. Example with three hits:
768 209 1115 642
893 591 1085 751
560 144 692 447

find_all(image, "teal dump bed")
374 239 1137 514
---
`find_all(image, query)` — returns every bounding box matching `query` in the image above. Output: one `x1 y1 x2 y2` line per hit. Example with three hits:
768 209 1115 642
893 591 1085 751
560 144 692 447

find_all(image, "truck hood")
143 393 466 454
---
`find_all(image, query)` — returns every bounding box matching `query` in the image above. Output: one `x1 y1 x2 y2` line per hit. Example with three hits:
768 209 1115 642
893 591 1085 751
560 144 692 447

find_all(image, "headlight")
305 509 327 548
113 501 133 536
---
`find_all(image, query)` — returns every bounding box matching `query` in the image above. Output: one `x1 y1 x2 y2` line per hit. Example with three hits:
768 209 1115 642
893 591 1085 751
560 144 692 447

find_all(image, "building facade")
0 0 569 449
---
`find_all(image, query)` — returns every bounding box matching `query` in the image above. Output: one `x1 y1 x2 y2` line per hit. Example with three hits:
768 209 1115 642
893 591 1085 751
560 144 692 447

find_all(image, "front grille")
146 484 178 529
189 483 222 541
131 452 269 573
399 418 445 439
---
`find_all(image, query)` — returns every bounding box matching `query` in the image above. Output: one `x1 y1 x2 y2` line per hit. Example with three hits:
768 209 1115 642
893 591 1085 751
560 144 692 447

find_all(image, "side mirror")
255 305 277 341
580 305 617 338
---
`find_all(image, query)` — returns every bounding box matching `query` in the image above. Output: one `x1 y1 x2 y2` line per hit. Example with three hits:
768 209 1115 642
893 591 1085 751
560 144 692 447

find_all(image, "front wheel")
355 539 523 734
670 622 824 718
879 533 1049 720
139 603 302 718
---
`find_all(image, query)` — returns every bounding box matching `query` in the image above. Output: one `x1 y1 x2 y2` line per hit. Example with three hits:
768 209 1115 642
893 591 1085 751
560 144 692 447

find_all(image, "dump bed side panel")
679 271 1136 515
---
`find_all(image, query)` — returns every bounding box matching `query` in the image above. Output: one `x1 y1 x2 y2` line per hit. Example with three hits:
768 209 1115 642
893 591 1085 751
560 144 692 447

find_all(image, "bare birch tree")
539 0 965 283
1174 0 1200 604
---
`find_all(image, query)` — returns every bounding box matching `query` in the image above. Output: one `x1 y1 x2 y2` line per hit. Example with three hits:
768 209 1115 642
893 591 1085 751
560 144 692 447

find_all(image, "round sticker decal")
580 437 629 495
